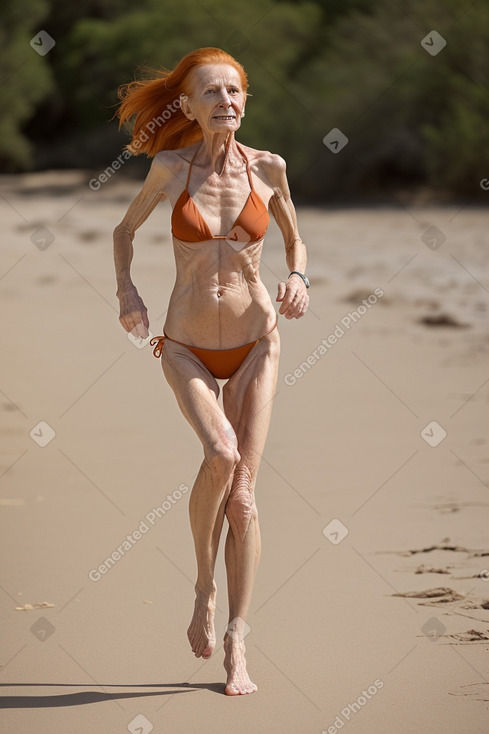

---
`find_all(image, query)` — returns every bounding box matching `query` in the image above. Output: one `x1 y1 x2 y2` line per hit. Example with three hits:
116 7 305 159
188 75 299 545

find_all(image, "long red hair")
115 47 249 157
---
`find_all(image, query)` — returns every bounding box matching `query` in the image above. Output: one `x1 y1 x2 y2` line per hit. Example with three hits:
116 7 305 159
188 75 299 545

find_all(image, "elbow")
113 222 133 240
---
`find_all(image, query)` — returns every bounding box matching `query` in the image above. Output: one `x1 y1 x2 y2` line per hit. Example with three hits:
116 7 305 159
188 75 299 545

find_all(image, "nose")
217 88 232 108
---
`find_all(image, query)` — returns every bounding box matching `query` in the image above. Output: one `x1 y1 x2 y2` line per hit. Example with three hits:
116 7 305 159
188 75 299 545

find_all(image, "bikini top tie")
171 142 269 244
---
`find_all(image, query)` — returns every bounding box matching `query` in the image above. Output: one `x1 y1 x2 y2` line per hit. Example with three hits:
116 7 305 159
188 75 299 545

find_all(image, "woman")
113 47 309 696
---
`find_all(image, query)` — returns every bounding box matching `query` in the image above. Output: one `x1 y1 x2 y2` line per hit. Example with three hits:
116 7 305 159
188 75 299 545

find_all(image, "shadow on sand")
0 681 225 707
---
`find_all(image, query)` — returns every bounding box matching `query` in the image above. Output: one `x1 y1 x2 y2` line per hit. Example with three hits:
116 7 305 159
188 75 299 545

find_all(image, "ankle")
195 580 217 598
224 635 246 654
224 618 249 644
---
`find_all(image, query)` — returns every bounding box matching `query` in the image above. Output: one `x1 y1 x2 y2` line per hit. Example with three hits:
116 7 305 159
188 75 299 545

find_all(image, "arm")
113 153 170 338
267 155 309 320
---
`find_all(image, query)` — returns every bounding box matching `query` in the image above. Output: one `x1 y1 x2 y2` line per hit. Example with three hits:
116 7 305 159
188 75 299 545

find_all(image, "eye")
204 89 215 94
229 88 239 94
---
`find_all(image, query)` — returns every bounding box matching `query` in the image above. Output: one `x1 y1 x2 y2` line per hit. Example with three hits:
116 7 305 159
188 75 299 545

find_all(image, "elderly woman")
113 47 309 696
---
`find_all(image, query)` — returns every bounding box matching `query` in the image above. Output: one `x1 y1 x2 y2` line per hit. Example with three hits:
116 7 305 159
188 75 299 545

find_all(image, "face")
180 63 246 134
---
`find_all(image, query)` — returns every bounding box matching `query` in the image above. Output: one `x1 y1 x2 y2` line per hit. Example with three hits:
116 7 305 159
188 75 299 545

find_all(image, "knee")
207 444 240 483
225 464 257 541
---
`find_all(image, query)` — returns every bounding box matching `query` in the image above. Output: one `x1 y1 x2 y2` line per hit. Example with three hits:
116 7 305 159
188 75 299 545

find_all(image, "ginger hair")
115 47 249 157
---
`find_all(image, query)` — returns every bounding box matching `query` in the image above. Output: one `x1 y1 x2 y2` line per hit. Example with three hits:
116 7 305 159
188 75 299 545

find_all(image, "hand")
117 287 150 338
276 276 309 319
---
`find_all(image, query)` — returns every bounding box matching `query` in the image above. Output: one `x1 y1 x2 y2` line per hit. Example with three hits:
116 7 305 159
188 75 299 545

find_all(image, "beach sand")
1 170 488 732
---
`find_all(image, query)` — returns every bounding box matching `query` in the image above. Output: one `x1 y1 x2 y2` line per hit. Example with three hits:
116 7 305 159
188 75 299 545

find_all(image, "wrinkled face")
180 63 246 134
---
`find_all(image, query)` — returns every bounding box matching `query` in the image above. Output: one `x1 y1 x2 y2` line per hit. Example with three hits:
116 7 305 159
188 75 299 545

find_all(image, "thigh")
160 339 235 457
222 326 280 470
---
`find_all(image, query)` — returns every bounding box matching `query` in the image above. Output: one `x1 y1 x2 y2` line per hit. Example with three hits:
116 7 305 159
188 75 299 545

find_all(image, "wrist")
288 271 310 288
116 281 136 297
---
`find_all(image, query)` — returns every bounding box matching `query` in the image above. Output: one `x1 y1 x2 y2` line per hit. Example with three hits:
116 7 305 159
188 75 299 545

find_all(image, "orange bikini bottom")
149 317 278 380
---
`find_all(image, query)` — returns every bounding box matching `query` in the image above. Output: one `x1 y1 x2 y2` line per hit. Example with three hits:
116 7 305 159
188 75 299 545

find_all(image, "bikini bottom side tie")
149 318 278 380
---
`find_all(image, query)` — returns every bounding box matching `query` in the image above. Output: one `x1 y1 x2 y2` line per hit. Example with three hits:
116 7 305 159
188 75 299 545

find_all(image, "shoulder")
240 143 287 175
239 143 286 185
153 144 197 173
147 144 199 189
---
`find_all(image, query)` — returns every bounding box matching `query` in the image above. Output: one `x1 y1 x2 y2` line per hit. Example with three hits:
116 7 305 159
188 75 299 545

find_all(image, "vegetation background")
1 0 488 201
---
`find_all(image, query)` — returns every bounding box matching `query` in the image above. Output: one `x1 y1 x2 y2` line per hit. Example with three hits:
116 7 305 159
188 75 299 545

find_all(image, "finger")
283 295 308 320
120 311 147 335
297 296 309 318
132 321 150 339
278 287 297 314
279 286 301 315
280 302 296 319
276 281 287 302
120 312 138 332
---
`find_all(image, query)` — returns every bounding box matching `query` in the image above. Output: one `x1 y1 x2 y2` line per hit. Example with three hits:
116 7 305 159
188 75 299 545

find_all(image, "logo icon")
30 31 56 56
127 330 153 349
30 617 56 642
225 225 251 251
30 421 56 447
226 616 251 641
322 128 349 154
421 31 446 56
226 30 250 54
420 421 446 448
128 714 153 734
322 518 349 545
30 226 55 251
421 225 446 250
421 617 446 641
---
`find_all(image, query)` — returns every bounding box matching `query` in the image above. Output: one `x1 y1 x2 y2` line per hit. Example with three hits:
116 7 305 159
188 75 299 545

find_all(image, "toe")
225 683 240 696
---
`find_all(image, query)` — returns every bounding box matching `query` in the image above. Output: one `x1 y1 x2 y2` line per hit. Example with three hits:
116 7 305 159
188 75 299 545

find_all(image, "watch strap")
288 271 310 288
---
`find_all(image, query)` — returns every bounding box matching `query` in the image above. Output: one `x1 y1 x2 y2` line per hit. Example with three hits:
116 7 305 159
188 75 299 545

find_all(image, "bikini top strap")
184 143 203 189
235 142 254 190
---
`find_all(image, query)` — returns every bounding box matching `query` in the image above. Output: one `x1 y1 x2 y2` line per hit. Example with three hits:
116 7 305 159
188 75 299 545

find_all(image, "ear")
179 93 195 120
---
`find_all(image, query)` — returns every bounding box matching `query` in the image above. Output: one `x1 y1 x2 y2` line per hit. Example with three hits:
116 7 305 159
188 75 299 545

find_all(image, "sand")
1 170 488 733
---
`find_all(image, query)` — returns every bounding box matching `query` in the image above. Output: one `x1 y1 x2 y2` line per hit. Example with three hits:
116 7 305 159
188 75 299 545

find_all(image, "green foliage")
0 1 54 169
2 0 488 199
287 0 489 199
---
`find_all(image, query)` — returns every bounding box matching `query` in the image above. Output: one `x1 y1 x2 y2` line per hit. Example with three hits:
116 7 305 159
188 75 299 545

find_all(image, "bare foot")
223 634 257 695
187 585 216 658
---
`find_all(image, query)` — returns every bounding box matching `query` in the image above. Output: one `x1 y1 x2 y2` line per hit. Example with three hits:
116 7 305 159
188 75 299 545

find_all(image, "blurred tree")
289 0 489 200
41 0 325 173
2 0 488 201
0 1 54 170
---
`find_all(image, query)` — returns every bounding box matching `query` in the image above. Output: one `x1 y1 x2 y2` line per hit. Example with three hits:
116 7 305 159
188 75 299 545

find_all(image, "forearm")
285 238 307 275
113 223 136 296
268 181 307 276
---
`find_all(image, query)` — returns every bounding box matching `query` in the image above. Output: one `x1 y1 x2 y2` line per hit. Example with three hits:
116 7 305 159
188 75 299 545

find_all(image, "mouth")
213 115 236 120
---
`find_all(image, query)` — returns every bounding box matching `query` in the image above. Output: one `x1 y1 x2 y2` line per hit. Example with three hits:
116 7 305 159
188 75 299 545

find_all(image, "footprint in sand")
448 629 489 642
450 682 489 701
391 587 489 624
418 313 468 328
381 541 489 558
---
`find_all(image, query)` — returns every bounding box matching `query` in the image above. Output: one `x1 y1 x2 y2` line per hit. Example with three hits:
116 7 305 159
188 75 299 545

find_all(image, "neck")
196 132 240 175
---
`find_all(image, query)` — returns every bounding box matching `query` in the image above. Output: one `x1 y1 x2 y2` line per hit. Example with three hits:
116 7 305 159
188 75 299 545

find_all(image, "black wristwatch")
288 271 310 288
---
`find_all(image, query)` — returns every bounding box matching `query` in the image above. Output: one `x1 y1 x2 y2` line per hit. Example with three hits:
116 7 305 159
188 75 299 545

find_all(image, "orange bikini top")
171 142 269 244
